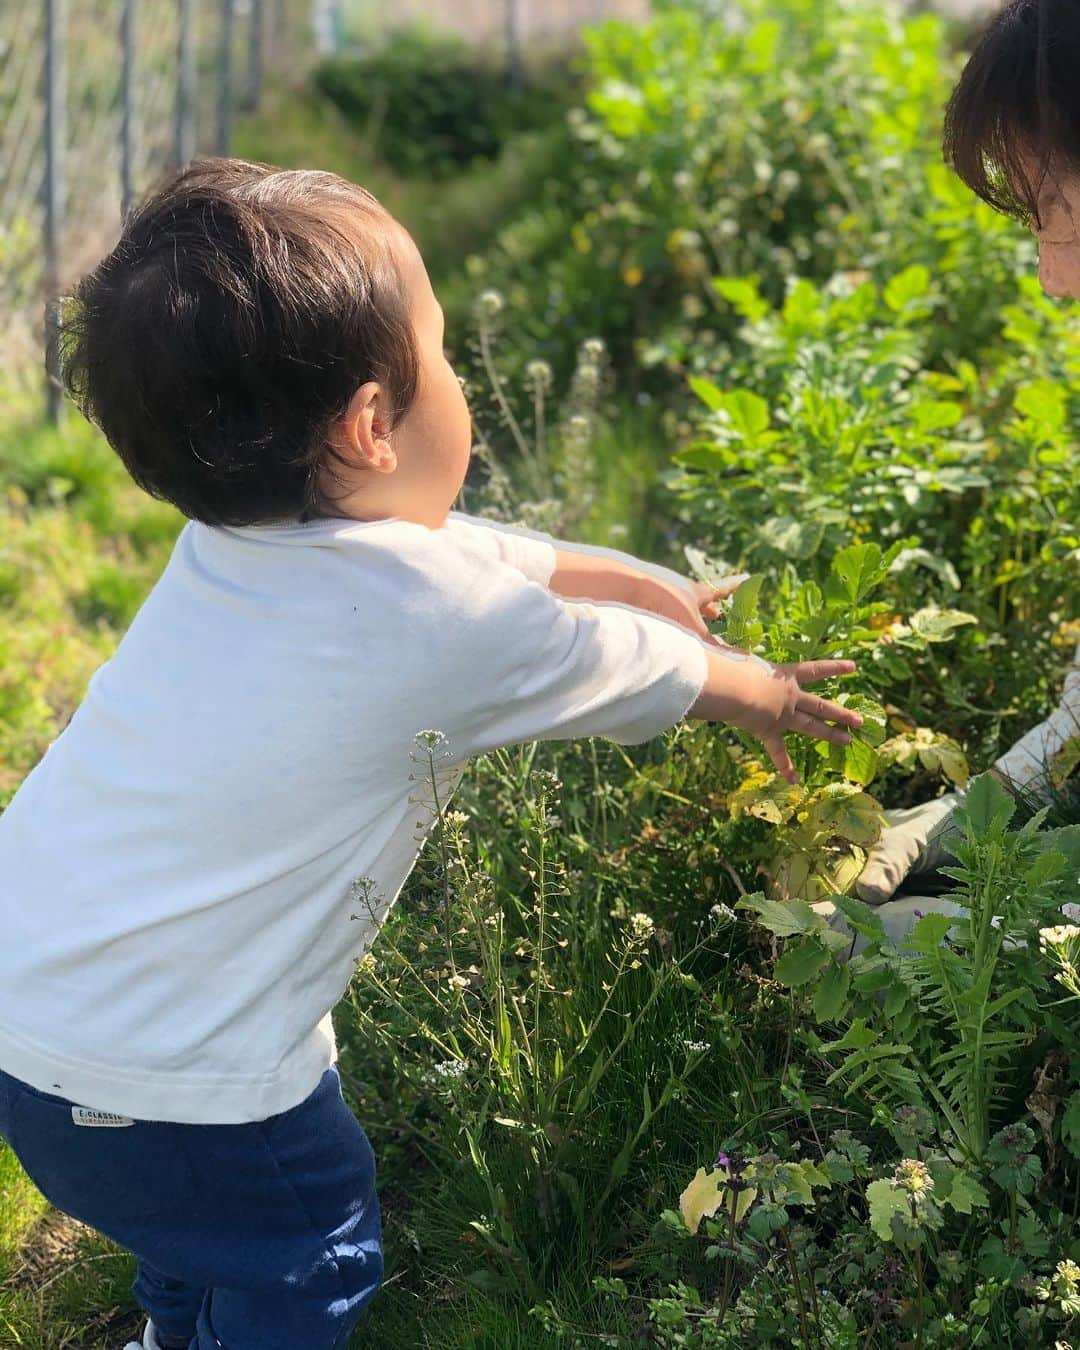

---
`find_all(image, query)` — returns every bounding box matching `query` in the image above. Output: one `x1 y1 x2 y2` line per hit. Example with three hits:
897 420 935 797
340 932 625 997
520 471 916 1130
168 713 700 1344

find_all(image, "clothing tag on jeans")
71 1106 135 1127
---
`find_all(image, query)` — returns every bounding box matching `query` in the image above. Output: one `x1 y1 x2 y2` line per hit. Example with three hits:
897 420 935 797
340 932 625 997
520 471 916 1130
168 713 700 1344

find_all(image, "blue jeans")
0 1061 382 1348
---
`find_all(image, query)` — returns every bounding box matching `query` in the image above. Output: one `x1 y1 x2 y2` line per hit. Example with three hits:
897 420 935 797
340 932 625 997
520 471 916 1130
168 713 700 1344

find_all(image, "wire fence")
0 0 310 419
2 0 645 422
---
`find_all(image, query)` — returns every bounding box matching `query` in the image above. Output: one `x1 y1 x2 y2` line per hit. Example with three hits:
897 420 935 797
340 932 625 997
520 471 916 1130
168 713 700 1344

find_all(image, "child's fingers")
787 659 857 684
708 574 750 601
763 734 798 784
790 711 852 745
796 691 864 729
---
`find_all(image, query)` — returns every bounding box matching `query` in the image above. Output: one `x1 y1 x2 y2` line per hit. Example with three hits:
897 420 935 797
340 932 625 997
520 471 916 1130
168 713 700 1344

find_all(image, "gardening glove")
991 642 1080 794
855 793 962 906
856 643 1080 905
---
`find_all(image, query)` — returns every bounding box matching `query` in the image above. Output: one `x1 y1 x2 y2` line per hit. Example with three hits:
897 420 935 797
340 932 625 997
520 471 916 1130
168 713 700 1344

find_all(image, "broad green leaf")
813 961 851 1021
721 389 770 439
737 893 821 937
766 847 866 904
775 939 831 987
839 695 888 747
799 1160 833 1191
903 911 962 953
831 894 887 940
908 400 963 432
866 1178 908 1241
1037 825 1080 873
713 275 769 322
673 443 731 471
688 376 725 412
842 737 879 787
909 607 978 643
782 279 822 330
831 543 885 604
884 264 932 314
825 1017 875 1051
959 772 1016 834
944 1171 990 1214
1014 380 1067 429
725 574 764 648
783 1159 829 1206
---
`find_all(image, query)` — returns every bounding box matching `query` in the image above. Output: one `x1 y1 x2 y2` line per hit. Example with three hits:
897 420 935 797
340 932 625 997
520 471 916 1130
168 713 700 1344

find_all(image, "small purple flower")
913 909 924 919
713 1150 731 1171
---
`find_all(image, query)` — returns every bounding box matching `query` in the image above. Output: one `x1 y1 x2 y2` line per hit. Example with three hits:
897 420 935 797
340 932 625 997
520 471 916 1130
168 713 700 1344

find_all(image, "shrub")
314 28 576 178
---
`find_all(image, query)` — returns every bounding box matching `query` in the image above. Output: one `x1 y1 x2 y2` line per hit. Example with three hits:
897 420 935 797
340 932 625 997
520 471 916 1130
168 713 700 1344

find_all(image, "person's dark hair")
944 0 1080 226
56 158 420 526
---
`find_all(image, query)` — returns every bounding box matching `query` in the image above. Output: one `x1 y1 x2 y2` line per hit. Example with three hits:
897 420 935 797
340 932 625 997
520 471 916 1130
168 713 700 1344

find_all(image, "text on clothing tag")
71 1106 135 1127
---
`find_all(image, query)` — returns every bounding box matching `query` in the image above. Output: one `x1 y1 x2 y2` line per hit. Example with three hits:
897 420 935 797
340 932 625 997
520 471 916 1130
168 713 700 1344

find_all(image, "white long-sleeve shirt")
0 510 710 1123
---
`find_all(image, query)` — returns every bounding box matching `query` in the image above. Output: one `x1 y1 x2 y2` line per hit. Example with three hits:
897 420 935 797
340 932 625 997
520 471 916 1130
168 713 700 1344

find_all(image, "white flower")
421 1059 469 1088
1039 924 1080 948
477 289 504 318
525 359 553 392
627 912 654 939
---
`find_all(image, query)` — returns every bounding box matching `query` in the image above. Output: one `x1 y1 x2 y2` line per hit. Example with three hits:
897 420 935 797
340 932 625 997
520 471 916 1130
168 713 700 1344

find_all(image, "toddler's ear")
330 382 396 473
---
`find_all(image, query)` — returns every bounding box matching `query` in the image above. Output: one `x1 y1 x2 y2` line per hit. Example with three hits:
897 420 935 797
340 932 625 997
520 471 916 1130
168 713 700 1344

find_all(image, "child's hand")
634 574 749 641
688 651 862 784
689 576 750 621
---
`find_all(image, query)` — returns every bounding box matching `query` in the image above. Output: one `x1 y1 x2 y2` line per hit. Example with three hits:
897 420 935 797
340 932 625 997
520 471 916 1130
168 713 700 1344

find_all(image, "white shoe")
122 1319 185 1350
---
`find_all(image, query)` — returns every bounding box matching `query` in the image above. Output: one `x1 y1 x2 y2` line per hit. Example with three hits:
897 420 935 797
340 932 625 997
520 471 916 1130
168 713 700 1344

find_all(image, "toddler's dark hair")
57 158 419 526
944 0 1080 227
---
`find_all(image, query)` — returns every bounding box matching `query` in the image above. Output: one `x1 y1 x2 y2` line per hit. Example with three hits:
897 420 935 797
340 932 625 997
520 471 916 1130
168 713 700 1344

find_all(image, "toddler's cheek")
1038 243 1080 299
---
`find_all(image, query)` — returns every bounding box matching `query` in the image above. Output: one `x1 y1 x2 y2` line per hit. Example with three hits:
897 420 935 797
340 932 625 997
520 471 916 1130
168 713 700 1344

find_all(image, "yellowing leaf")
917 735 970 788
679 1167 757 1234
909 607 978 643
765 846 867 904
805 786 885 846
1051 735 1080 789
729 767 804 824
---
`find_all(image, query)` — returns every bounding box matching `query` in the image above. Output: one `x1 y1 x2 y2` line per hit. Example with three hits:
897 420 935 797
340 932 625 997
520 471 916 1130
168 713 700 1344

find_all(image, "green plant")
314 29 574 178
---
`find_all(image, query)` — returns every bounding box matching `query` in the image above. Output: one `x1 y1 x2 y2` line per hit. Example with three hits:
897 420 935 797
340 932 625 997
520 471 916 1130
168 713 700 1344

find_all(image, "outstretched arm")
447 508 704 595
548 548 744 645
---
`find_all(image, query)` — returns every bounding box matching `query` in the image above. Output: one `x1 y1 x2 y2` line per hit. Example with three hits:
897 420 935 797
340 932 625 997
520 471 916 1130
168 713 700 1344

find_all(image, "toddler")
0 159 860 1350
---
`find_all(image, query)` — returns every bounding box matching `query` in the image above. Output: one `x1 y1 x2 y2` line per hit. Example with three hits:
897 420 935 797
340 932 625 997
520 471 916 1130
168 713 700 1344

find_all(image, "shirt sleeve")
440 511 558 587
414 541 710 763
444 509 695 595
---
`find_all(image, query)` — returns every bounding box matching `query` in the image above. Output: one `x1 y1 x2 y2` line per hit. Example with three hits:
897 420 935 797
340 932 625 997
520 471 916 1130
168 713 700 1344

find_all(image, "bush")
456 0 1035 391
313 29 576 178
